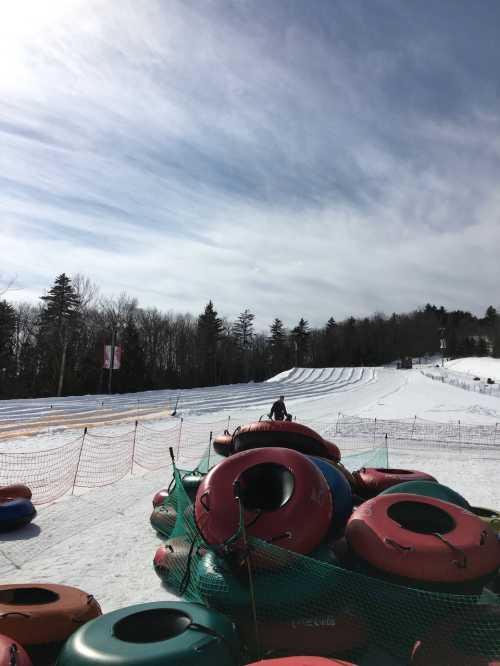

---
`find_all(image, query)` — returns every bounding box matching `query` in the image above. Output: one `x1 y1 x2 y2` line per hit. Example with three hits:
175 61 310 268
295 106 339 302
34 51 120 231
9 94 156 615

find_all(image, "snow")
445 356 500 381
0 359 499 660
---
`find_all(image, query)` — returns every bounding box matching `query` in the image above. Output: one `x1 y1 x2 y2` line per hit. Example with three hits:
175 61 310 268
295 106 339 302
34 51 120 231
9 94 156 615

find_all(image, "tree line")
0 273 498 399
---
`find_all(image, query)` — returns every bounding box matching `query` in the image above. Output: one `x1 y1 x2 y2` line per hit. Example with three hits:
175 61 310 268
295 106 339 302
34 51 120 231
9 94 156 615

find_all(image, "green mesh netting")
156 445 500 665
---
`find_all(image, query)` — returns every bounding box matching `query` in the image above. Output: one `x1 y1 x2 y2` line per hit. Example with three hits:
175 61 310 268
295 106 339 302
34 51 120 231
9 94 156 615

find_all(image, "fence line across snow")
0 414 498 505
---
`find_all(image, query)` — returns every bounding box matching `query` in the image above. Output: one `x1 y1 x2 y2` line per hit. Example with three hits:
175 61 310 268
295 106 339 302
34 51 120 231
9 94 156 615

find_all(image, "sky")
1 0 500 329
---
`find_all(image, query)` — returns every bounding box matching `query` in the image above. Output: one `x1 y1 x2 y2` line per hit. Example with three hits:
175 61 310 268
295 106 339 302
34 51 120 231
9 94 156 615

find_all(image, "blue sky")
1 0 499 328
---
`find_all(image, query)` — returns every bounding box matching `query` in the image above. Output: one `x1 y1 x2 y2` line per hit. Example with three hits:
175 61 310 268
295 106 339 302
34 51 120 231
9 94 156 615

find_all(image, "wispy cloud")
1 0 499 328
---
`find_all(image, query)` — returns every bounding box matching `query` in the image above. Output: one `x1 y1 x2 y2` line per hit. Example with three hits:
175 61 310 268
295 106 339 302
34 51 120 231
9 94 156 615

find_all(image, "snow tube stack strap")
354 468 437 497
0 584 101 646
380 480 471 509
195 447 332 555
0 634 32 666
232 421 329 458
346 494 500 587
0 499 36 533
307 456 353 534
57 601 240 666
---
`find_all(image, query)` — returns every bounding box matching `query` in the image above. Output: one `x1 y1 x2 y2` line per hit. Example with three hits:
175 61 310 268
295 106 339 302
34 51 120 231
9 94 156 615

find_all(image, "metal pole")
108 327 116 395
207 431 212 470
176 417 183 459
131 420 138 476
72 427 87 495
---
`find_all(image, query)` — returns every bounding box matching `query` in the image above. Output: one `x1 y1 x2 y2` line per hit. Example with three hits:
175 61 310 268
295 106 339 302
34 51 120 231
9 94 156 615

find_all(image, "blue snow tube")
0 498 36 532
307 456 353 536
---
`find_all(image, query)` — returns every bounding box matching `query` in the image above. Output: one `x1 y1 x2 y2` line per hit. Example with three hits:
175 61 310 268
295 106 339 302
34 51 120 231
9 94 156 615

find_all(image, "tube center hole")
0 588 59 605
238 463 294 511
388 501 455 535
113 609 192 643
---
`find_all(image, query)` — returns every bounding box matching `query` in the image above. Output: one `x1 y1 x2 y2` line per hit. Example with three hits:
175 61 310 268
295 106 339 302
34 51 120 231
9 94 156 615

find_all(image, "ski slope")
2 365 499 442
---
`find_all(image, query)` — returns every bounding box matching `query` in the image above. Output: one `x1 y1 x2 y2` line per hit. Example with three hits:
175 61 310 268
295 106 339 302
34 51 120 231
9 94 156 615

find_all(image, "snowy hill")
445 356 500 381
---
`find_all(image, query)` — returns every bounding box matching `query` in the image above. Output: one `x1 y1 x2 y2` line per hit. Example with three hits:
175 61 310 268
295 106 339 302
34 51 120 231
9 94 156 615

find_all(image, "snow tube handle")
199 490 210 512
384 537 414 553
480 529 488 545
0 611 31 619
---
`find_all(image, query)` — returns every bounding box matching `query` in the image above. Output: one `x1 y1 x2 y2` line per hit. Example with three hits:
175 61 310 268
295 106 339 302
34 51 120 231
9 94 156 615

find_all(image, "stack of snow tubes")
147 418 500 664
0 484 36 533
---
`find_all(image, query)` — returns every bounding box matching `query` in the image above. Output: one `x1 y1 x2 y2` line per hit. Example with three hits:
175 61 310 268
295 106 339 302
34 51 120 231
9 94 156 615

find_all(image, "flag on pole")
104 345 122 369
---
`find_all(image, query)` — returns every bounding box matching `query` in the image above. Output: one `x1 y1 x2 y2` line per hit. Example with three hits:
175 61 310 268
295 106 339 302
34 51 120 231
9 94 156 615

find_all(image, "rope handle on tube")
384 537 414 552
431 532 467 568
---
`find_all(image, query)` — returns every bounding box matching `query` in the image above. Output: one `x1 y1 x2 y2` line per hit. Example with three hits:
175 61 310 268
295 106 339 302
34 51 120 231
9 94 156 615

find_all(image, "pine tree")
291 317 310 366
197 301 223 385
39 273 81 396
269 318 287 373
0 300 16 396
233 309 255 349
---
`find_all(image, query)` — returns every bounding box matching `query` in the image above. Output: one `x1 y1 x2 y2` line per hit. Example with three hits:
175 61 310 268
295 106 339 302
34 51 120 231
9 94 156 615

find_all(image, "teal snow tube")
57 602 240 666
379 480 470 509
197 549 347 620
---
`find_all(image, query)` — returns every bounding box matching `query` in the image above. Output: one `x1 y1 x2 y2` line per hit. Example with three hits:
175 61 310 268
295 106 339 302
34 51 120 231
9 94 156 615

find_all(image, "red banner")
103 345 122 370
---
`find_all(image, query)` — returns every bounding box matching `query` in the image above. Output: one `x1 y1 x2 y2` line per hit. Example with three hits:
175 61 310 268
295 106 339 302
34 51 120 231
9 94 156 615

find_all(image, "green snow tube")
380 480 470 509
56 601 240 666
197 549 348 620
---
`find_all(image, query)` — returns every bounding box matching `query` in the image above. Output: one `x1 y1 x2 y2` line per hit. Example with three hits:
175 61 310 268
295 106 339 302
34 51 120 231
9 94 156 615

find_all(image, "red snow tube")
323 439 341 462
0 634 32 666
233 420 329 458
195 447 332 554
152 488 169 507
346 494 500 587
0 485 32 501
237 610 366 657
354 468 437 497
213 433 233 457
411 604 500 665
245 658 357 665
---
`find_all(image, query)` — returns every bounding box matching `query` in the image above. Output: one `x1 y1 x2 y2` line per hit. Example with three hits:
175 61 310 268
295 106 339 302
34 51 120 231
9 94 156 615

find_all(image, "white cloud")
1 0 499 329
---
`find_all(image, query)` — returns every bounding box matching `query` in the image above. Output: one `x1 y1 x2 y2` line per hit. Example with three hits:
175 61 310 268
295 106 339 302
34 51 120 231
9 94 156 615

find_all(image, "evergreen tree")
39 273 81 396
291 317 310 365
0 300 16 396
269 318 287 373
233 309 255 349
233 309 255 380
197 301 223 385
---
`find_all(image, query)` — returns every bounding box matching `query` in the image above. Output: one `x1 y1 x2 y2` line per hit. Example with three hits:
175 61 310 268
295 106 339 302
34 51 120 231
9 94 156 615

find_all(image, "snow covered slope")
445 356 500 381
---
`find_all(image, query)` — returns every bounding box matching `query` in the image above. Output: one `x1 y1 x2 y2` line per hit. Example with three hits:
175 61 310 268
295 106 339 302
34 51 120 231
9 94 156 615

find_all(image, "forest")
0 273 498 399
